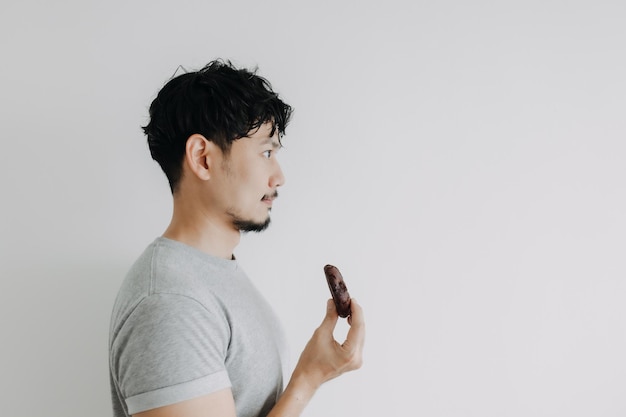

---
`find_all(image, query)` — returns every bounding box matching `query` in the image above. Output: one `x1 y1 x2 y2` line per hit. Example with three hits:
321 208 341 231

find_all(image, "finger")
342 299 365 349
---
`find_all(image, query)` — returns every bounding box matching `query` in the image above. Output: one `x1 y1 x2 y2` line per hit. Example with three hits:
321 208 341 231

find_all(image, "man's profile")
108 60 365 417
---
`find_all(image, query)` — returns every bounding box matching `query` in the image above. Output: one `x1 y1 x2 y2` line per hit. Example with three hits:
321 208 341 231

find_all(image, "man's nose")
270 161 285 188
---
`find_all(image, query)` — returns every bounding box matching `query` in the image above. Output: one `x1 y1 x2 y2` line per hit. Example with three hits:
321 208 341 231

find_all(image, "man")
109 60 365 417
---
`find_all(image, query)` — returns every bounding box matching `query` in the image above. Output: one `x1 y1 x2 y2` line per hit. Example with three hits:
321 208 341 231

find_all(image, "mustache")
263 191 278 200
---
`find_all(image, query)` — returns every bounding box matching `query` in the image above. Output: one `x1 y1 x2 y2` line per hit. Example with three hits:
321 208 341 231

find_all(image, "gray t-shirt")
109 237 289 417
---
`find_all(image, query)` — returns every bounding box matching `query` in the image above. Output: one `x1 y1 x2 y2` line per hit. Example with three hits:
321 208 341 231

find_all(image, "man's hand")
293 298 366 388
267 299 365 417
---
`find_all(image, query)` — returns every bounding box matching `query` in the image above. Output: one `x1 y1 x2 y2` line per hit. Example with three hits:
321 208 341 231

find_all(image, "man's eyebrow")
260 136 282 148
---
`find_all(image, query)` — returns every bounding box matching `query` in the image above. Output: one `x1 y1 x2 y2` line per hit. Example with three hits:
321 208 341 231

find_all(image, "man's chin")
233 217 271 233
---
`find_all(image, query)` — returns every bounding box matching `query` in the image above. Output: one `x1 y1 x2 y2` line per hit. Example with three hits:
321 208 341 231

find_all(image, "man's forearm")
266 372 320 417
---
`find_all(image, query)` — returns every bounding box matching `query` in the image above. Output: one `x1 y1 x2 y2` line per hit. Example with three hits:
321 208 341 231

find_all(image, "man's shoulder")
112 237 242 319
109 237 234 347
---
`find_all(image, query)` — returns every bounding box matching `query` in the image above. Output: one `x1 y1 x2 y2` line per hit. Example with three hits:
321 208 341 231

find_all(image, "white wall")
1 1 625 416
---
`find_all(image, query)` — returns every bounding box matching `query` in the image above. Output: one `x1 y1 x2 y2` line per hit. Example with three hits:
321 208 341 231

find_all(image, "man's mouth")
262 191 278 204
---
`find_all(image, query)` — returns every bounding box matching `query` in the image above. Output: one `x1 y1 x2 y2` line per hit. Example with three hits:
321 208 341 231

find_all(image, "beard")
228 191 277 233
232 215 271 233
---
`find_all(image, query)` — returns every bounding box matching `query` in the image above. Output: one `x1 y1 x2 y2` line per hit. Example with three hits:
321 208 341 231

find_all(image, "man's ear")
185 134 217 180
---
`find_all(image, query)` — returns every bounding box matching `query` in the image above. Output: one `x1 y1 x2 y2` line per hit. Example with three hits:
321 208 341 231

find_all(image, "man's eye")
263 150 272 158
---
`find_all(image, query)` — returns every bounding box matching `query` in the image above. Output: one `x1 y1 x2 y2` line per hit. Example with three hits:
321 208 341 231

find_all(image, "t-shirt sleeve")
110 293 232 415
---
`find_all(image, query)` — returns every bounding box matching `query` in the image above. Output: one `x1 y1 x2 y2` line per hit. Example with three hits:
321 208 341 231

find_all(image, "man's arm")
133 299 365 417
134 388 236 417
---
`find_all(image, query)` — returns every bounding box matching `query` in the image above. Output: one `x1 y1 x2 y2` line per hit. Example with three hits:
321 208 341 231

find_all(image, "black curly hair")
142 59 294 193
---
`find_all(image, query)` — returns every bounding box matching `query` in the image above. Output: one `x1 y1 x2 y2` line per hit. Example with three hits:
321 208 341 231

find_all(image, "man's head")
143 59 293 194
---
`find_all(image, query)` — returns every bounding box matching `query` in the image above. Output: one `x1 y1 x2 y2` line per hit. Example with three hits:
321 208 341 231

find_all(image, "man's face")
214 122 285 232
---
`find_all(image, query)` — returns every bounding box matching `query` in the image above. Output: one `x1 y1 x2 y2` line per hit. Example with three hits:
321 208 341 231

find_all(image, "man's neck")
163 200 240 260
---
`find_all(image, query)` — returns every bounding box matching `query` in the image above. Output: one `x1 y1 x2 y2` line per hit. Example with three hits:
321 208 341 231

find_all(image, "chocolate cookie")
324 264 352 318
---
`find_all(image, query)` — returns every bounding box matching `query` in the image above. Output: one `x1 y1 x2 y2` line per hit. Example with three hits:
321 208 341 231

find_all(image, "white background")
1 1 625 416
